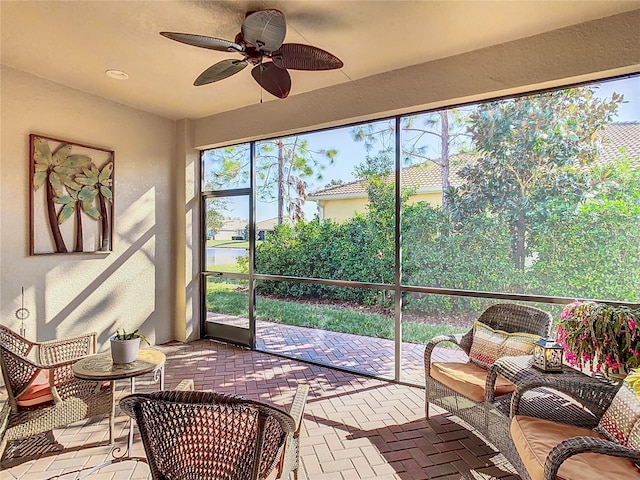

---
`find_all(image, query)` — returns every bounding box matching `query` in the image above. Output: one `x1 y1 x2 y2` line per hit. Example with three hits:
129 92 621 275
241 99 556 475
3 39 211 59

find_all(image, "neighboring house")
213 217 292 241
256 218 276 240
307 153 474 221
213 219 246 240
256 217 293 240
308 122 640 221
256 217 278 240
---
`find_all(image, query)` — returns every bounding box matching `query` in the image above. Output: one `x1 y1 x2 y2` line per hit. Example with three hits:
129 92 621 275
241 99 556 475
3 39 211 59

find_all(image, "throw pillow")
468 321 540 369
597 369 640 448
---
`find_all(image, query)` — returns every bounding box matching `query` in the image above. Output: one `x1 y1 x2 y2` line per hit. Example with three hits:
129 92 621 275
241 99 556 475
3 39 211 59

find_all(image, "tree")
205 198 228 238
203 137 337 224
257 138 336 223
530 155 640 301
203 145 251 191
448 86 622 270
355 153 396 289
402 110 470 210
351 110 470 210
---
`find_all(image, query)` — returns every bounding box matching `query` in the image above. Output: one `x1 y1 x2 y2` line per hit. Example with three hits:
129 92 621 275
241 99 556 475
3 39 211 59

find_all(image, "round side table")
72 349 166 478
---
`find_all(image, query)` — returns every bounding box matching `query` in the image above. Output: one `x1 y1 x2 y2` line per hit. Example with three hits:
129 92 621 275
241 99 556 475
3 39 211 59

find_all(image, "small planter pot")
110 336 140 363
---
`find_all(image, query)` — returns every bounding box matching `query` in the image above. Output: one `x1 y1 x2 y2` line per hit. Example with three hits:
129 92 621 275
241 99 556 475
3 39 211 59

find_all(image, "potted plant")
110 328 150 364
556 301 640 377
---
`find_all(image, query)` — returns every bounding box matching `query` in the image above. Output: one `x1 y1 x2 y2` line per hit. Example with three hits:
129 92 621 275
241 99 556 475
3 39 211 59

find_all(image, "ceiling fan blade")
194 59 247 86
251 62 291 99
241 9 286 53
272 43 343 71
160 32 243 53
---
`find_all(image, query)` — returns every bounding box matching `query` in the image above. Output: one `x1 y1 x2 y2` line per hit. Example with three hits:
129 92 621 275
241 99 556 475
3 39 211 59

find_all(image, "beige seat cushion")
430 361 515 403
511 415 640 480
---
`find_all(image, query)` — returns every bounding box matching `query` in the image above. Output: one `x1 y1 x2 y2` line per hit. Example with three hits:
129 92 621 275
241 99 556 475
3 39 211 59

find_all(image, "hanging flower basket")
556 301 640 377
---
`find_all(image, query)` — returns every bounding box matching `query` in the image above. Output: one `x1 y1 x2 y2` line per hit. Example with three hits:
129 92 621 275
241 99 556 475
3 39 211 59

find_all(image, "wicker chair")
0 325 114 460
120 384 309 480
509 376 640 480
424 303 552 430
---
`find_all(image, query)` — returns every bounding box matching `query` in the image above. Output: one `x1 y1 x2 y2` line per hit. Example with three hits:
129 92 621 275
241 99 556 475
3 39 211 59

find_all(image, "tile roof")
220 219 246 231
598 121 640 164
308 152 476 198
309 122 640 198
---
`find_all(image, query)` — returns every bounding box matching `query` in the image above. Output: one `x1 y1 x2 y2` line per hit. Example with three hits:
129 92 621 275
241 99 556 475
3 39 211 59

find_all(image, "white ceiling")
2 1 639 121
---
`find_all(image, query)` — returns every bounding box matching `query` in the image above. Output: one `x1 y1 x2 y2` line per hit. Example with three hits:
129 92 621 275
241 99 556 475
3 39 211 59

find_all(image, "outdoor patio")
212 315 459 385
1 330 519 480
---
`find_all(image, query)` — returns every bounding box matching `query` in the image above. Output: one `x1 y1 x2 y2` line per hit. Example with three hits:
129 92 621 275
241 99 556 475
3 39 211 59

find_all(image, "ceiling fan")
160 9 343 99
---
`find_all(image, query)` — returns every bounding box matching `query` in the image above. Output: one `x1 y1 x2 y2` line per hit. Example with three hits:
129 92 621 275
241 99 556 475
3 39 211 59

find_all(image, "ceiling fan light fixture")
160 8 342 99
241 9 286 52
105 69 129 80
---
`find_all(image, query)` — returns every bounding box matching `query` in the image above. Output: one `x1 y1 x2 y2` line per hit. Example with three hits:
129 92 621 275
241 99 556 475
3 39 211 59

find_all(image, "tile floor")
1 339 519 480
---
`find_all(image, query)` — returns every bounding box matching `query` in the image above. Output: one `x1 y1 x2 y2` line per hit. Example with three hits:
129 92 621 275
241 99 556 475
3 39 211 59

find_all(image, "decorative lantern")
532 338 564 373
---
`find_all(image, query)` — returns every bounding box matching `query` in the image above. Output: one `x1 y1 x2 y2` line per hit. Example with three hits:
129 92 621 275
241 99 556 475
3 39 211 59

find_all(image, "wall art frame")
29 134 115 255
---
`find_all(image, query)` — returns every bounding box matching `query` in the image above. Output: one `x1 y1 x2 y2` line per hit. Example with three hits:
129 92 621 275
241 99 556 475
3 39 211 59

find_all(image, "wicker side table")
484 355 618 480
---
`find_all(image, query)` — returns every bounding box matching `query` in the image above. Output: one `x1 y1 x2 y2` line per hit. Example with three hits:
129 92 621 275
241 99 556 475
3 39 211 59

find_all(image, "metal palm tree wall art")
29 134 114 254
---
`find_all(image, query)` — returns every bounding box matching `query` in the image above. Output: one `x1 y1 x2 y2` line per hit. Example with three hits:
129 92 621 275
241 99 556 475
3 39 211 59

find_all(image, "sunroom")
1 2 639 479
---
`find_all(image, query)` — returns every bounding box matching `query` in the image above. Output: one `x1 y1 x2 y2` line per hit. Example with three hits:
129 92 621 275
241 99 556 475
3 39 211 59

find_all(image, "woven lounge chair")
509 375 640 480
0 325 115 460
120 384 309 480
424 303 552 430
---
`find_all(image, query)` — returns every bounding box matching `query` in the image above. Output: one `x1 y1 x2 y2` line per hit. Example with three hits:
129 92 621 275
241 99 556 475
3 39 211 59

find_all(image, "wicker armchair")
120 384 309 480
0 325 114 460
424 303 552 430
509 376 640 480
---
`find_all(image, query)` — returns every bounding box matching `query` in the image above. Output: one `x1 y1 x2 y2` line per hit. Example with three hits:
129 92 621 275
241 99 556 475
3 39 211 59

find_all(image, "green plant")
112 328 150 345
556 301 640 374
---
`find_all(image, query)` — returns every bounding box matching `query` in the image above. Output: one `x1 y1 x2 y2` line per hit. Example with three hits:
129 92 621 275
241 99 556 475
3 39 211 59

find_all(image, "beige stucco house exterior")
307 153 475 221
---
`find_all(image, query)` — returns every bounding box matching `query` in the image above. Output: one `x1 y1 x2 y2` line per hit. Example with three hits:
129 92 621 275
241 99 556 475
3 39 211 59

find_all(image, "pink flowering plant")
556 301 640 374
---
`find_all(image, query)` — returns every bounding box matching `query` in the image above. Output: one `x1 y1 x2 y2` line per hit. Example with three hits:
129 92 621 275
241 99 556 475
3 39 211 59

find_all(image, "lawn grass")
206 282 466 344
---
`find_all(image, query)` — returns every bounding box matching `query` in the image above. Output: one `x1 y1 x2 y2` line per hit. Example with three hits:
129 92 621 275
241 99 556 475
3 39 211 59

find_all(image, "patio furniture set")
424 303 640 480
3 302 640 479
0 325 308 480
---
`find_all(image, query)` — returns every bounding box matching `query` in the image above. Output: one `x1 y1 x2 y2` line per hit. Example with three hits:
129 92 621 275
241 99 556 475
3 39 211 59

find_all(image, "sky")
220 74 640 224
594 75 640 122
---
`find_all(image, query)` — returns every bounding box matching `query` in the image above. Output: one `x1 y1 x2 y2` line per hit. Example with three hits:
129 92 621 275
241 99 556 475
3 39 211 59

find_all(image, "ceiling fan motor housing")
241 9 287 53
160 8 343 99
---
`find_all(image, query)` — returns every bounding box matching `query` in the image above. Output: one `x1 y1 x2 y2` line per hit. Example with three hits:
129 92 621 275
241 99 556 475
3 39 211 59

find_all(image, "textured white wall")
0 66 176 350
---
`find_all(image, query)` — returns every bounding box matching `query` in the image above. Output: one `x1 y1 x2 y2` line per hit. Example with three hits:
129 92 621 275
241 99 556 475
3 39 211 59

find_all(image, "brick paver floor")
211 315 468 385
1 338 519 480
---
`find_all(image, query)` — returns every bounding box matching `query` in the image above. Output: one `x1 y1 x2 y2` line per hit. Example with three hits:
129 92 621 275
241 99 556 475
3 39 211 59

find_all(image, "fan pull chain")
260 58 264 104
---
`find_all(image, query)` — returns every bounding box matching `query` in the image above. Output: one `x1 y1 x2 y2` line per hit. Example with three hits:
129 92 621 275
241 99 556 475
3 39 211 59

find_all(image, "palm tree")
32 137 91 253
56 183 100 252
74 160 113 250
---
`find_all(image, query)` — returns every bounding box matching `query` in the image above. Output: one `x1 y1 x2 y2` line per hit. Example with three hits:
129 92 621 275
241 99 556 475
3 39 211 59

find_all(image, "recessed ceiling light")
105 69 129 80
